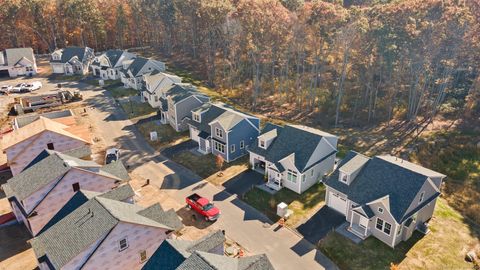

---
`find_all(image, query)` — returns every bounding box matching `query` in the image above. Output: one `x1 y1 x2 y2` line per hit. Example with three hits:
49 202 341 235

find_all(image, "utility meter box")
277 202 288 217
150 131 158 141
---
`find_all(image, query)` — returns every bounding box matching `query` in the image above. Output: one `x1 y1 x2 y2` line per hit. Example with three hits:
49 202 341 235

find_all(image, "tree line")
1 0 479 128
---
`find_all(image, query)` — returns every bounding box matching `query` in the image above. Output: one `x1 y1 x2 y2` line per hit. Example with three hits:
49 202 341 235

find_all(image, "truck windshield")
203 203 214 211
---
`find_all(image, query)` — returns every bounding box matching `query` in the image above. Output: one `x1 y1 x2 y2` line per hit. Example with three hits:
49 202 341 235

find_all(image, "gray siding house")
161 84 210 131
120 57 166 90
187 103 260 163
50 47 95 75
323 151 446 247
248 124 338 194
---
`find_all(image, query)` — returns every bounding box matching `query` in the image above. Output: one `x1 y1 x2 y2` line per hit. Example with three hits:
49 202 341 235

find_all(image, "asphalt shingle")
249 124 335 173
324 151 443 223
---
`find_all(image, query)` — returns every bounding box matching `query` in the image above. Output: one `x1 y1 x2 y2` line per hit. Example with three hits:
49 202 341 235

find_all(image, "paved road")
78 81 338 270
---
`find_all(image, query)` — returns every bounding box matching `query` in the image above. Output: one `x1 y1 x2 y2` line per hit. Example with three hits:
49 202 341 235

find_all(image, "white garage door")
190 127 200 142
328 192 347 215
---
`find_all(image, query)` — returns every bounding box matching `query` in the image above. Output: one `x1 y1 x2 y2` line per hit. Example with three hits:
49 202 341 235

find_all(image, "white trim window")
119 238 128 251
140 250 147 263
378 207 384 213
240 140 245 149
214 141 225 154
375 218 391 235
287 169 297 183
215 127 223 138
310 169 314 176
419 191 425 203
259 140 265 148
302 174 306 183
231 144 235 153
193 113 201 122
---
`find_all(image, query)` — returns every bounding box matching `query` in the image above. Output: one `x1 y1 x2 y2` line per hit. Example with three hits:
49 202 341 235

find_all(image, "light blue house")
187 102 260 162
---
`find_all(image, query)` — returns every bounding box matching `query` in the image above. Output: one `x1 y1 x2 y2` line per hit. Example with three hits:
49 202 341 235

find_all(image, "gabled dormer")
51 51 62 61
257 129 278 149
338 154 369 185
192 111 201 123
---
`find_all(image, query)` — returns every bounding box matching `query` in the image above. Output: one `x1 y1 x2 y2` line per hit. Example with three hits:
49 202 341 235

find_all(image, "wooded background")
1 0 479 128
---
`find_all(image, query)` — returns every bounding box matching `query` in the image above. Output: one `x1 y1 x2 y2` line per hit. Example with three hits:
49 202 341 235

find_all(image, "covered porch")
347 210 371 240
265 166 283 191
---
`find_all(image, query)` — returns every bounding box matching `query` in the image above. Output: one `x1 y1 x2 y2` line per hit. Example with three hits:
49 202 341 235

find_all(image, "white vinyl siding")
287 169 297 183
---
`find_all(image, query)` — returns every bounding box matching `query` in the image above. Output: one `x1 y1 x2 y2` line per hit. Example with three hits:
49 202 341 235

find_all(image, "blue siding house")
187 103 260 162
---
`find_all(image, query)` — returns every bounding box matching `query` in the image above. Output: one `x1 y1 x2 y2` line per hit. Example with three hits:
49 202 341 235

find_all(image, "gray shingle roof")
4 48 35 66
51 47 90 63
324 151 443 223
103 49 125 67
100 160 130 181
137 203 183 231
62 145 92 159
208 103 259 131
6 151 95 201
188 104 227 134
166 84 207 104
98 184 134 201
249 124 334 173
177 251 274 270
124 57 149 77
32 196 181 269
142 230 225 270
31 198 119 269
5 150 126 202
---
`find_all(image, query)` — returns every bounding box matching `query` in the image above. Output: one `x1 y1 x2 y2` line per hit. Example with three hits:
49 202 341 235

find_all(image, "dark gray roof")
166 84 207 104
249 124 333 173
160 97 168 111
177 252 274 270
125 57 148 77
142 230 225 270
32 196 181 269
6 150 98 201
188 104 227 134
62 145 92 159
103 49 125 67
248 123 282 157
51 47 90 63
324 151 441 223
100 160 130 181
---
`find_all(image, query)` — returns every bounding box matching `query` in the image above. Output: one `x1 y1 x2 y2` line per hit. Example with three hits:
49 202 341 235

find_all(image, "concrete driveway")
222 170 264 196
297 206 346 246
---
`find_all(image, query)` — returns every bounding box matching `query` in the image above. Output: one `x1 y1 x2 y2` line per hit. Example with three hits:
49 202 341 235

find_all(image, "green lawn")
170 152 248 179
318 199 477 270
105 85 138 99
243 183 326 225
137 121 189 150
119 99 156 118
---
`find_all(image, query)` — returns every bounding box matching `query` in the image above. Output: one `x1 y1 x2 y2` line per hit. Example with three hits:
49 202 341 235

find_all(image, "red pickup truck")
186 193 220 221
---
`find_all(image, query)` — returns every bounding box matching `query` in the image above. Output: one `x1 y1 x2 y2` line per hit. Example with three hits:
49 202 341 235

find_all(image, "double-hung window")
240 140 245 149
287 169 297 183
231 144 235 153
375 218 392 235
214 141 225 154
193 113 200 122
215 128 223 138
